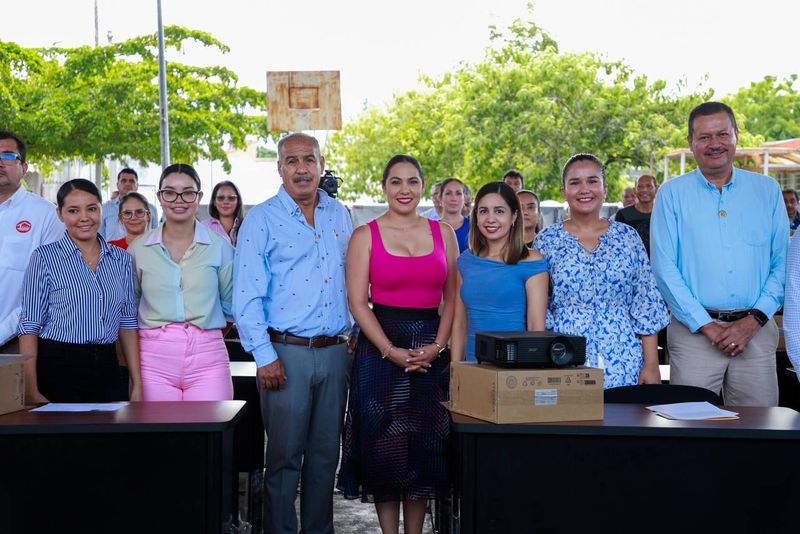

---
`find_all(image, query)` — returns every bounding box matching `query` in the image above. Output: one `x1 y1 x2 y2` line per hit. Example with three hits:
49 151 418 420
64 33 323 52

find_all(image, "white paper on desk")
32 402 128 412
646 402 739 421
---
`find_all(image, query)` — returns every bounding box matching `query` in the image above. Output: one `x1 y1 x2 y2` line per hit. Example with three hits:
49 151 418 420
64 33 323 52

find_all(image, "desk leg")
451 433 476 534
248 469 264 534
210 428 236 534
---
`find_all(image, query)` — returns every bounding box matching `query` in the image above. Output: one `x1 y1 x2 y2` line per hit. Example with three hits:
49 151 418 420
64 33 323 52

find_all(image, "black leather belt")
269 331 347 349
706 309 749 322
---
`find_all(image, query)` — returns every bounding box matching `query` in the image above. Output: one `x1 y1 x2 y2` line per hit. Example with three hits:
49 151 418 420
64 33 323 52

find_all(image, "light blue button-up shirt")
233 186 352 367
651 167 788 333
99 198 158 241
783 236 800 372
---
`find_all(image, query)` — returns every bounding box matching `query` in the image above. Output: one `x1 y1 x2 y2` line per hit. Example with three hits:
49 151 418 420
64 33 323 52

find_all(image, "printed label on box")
534 389 558 406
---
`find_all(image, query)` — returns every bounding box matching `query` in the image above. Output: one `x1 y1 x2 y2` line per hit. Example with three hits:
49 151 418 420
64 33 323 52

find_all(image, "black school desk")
0 400 244 534
450 404 800 534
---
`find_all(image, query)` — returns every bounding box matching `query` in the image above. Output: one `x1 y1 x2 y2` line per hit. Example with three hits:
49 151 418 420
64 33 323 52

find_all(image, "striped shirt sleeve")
18 248 51 336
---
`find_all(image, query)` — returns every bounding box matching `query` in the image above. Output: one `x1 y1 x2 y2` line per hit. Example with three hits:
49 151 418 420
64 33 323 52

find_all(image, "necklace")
81 247 101 271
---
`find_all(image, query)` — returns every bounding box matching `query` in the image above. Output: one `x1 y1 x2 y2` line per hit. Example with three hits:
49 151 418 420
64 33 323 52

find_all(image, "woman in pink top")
337 155 458 534
200 180 242 246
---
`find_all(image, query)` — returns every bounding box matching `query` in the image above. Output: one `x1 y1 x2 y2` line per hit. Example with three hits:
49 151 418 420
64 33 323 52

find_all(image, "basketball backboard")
266 70 342 132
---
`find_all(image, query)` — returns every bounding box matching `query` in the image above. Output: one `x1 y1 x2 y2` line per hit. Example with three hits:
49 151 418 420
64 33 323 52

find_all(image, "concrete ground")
235 478 435 533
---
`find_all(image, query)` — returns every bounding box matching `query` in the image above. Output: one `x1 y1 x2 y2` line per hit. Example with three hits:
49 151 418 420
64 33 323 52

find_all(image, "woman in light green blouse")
130 163 234 401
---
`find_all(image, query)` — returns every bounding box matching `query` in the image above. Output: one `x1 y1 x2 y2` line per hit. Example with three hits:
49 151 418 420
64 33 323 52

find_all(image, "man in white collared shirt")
0 130 64 352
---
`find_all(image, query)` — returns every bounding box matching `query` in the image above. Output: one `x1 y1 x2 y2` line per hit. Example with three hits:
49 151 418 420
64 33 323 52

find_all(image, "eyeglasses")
0 153 21 162
216 194 238 202
158 189 199 203
121 209 149 220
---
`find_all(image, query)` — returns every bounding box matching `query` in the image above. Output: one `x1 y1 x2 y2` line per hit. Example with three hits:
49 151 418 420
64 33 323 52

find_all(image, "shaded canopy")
664 139 800 189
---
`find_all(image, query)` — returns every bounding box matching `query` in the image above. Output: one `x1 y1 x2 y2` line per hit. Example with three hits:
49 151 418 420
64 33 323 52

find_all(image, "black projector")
475 331 586 368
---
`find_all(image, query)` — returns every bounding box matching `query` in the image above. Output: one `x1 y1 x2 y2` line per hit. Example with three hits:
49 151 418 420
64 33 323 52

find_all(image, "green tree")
0 26 268 173
725 75 800 141
329 16 710 201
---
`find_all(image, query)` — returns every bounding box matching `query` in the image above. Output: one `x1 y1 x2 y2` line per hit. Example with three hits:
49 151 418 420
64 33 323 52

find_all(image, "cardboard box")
449 362 604 424
0 355 32 416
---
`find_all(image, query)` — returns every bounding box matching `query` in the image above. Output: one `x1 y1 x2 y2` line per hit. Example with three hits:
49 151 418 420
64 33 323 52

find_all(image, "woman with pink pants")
130 163 234 401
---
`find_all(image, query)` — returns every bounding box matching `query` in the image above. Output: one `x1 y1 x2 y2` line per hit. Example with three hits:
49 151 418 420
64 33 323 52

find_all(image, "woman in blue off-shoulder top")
452 182 549 362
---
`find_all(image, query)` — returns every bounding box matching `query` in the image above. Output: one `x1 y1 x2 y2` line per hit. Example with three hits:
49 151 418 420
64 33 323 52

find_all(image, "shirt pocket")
0 236 33 271
740 212 771 247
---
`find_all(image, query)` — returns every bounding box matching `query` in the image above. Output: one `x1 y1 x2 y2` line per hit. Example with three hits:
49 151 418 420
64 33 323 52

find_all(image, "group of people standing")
0 130 247 405
0 98 793 534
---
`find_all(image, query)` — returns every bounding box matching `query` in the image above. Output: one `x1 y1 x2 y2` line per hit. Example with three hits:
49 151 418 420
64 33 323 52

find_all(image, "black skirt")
37 338 123 402
337 304 450 502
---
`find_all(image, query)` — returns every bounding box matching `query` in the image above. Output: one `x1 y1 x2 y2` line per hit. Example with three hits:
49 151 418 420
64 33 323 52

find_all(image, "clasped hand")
386 344 438 373
701 316 760 357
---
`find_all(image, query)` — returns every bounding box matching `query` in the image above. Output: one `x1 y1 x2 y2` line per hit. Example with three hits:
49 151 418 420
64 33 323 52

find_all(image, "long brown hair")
469 181 528 264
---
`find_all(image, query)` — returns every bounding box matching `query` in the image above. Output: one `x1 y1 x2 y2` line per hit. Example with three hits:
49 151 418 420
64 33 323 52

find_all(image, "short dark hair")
502 170 524 186
469 181 528 264
516 189 540 208
637 174 658 187
117 168 139 181
381 154 424 185
688 101 738 138
159 163 201 189
561 153 605 186
517 189 542 233
209 180 244 222
0 130 27 163
783 189 799 201
56 178 102 209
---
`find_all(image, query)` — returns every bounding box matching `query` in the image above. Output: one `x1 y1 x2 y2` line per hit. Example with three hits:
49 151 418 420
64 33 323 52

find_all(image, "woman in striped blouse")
130 163 234 401
19 179 142 403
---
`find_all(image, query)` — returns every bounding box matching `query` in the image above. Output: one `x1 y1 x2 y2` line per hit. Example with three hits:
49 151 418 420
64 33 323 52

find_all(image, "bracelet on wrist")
381 342 394 359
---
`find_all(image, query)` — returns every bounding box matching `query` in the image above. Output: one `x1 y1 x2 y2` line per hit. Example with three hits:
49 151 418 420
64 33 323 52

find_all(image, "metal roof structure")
664 139 800 189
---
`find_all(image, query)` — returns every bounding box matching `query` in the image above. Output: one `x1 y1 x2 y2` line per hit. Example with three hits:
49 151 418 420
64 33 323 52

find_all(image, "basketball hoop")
267 71 342 132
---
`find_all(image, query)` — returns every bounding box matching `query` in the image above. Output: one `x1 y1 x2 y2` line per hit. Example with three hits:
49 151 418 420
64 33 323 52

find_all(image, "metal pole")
157 0 170 169
94 0 103 189
94 0 99 46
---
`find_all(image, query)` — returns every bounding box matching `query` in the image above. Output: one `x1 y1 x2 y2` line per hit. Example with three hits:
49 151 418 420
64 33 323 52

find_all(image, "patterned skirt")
337 304 451 502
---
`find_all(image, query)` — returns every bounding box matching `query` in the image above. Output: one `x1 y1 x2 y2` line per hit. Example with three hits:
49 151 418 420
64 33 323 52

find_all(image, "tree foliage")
0 26 267 172
329 16 712 201
725 75 800 141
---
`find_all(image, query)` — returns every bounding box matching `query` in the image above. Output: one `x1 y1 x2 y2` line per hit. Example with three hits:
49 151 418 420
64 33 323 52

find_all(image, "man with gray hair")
421 181 443 220
234 132 353 533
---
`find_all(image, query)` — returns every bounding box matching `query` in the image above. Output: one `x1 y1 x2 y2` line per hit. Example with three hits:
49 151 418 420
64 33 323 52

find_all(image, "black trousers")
37 338 123 402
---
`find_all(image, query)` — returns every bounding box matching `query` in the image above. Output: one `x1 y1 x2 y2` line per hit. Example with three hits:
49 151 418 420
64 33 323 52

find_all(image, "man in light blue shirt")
233 133 352 534
652 101 788 406
99 168 157 240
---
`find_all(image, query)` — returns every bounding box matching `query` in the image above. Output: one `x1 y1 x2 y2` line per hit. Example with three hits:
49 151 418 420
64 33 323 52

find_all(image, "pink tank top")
368 218 447 309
